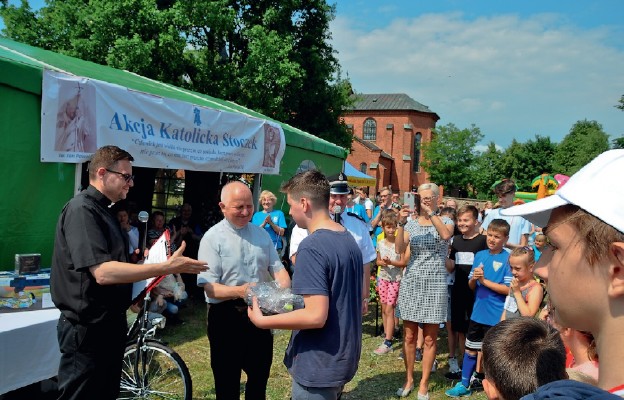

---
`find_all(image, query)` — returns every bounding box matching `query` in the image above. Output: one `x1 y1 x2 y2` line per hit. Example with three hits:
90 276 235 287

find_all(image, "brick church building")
342 93 439 196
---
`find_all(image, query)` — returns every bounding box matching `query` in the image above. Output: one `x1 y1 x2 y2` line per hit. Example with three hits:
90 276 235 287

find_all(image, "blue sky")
330 0 624 149
3 0 623 149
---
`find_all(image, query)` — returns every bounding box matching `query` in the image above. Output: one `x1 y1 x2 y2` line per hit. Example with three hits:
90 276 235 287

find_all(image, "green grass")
159 301 488 400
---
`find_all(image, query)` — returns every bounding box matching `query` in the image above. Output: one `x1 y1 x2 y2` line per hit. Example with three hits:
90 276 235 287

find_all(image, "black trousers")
207 299 273 400
56 313 127 400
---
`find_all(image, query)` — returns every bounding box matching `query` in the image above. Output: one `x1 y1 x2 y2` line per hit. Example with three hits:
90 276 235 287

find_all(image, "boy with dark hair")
248 170 363 400
446 219 512 398
481 317 567 400
481 179 532 251
445 205 488 379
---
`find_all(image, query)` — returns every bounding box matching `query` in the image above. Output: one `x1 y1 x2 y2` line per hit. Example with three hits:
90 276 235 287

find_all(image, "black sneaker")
415 347 423 362
469 375 484 391
444 371 462 380
393 327 402 340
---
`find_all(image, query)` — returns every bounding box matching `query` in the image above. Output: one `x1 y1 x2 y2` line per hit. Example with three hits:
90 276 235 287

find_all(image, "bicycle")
118 275 192 399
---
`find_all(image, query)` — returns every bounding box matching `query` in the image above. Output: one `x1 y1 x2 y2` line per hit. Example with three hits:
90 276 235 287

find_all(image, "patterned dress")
397 216 453 324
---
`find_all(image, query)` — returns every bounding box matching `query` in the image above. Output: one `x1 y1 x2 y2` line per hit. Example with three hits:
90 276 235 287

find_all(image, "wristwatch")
428 211 438 218
398 220 407 227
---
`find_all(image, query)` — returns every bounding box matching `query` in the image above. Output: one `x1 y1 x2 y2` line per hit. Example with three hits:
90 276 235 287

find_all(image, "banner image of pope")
54 79 96 153
262 123 281 168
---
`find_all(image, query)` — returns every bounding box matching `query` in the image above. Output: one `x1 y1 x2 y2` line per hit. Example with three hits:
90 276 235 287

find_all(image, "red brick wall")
344 110 437 195
347 140 379 185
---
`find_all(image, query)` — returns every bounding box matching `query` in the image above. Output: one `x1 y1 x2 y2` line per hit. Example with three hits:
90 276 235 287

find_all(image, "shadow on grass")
165 299 386 346
344 371 405 400
192 386 217 400
159 297 210 346
154 300 474 400
345 369 473 400
363 302 383 337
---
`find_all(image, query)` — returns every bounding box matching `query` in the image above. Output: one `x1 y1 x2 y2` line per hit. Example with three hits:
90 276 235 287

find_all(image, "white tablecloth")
0 308 61 395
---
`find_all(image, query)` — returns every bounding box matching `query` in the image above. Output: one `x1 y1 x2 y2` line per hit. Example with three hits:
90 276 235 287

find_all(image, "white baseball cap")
501 149 624 233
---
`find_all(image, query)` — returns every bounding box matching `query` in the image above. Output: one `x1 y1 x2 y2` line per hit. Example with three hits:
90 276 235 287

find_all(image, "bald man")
197 181 291 399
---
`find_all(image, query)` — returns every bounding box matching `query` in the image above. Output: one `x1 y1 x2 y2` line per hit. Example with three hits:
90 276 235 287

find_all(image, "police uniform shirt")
337 211 377 264
289 224 308 258
291 212 376 265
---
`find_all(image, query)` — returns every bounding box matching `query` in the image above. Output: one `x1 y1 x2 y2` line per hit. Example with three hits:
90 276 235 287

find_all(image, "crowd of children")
356 183 520 398
355 156 622 400
483 150 624 399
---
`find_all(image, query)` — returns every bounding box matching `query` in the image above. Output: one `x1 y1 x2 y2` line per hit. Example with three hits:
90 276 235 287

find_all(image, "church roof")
348 93 438 117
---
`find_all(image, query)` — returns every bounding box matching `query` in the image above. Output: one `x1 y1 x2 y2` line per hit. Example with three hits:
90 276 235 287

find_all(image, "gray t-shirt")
197 219 284 304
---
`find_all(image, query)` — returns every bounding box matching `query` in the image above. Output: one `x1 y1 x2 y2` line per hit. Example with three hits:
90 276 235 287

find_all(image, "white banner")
40 70 285 174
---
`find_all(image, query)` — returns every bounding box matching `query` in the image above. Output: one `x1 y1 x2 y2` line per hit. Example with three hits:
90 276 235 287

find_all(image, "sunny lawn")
161 300 488 400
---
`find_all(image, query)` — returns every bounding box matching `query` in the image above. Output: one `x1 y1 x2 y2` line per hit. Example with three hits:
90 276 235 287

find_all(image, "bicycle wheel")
119 339 192 400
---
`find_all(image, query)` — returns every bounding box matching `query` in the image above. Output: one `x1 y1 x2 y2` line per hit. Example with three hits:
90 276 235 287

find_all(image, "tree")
2 0 190 83
470 142 503 199
497 136 556 192
615 96 624 148
420 123 483 193
0 0 353 147
0 0 41 44
552 120 610 176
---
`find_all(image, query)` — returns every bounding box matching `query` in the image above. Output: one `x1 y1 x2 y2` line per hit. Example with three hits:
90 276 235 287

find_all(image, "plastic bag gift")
245 281 304 315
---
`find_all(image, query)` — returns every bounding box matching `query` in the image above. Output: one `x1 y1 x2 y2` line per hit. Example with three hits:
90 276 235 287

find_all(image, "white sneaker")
448 357 461 374
373 342 393 355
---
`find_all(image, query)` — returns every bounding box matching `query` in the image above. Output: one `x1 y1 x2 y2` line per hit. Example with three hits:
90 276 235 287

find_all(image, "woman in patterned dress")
395 183 454 399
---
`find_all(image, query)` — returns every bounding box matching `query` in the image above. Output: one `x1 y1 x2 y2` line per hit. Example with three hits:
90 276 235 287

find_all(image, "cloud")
474 144 504 153
330 12 624 148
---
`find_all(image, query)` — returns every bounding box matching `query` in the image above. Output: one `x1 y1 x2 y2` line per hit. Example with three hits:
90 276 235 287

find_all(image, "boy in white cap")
501 149 624 397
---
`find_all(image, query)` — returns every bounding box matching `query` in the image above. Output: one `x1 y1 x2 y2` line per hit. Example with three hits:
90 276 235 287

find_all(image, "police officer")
290 172 376 313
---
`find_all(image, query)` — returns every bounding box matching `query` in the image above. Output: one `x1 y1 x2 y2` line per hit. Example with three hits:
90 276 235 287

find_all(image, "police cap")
328 172 350 195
